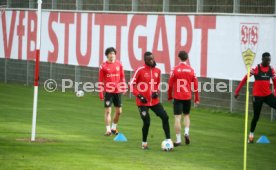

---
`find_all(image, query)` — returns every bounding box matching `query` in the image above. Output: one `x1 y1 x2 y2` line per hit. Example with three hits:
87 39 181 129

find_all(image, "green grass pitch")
0 83 276 170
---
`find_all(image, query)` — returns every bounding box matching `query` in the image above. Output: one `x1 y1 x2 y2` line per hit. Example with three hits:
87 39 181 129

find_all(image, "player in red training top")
98 47 126 136
235 52 276 143
130 51 171 150
168 51 199 146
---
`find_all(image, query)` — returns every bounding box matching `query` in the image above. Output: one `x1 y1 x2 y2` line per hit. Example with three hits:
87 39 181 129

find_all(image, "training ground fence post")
230 79 233 113
103 0 109 11
271 109 273 121
51 0 57 9
50 63 53 80
196 0 203 13
233 0 240 13
76 0 83 10
163 0 169 12
132 0 138 11
4 58 7 83
275 0 276 14
75 65 80 90
26 61 29 86
7 0 11 8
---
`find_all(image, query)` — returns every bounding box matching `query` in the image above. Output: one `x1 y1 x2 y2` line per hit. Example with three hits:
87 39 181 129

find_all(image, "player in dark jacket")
235 52 276 143
130 51 171 149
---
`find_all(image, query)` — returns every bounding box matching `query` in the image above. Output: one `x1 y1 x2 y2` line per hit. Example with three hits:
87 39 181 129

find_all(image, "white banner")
0 10 275 80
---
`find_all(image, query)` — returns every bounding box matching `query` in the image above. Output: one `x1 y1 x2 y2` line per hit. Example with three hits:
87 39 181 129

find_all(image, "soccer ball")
76 90 84 97
161 139 174 151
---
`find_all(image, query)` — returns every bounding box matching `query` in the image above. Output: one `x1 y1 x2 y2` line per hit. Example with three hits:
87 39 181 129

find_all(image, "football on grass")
76 90 84 97
161 140 174 151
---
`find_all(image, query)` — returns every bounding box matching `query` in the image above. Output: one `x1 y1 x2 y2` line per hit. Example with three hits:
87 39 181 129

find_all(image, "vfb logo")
240 23 259 68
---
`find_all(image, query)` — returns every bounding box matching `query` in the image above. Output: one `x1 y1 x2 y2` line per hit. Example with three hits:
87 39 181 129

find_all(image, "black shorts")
104 93 122 108
173 99 191 115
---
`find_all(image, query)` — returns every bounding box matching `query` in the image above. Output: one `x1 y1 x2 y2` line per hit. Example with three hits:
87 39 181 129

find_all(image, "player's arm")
129 68 140 96
234 67 255 98
192 72 199 104
129 68 147 103
119 63 127 94
98 65 104 100
152 70 160 99
168 70 174 101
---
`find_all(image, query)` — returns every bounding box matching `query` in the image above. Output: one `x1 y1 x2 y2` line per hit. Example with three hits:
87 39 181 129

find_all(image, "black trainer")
111 129 119 135
185 134 190 145
173 142 182 147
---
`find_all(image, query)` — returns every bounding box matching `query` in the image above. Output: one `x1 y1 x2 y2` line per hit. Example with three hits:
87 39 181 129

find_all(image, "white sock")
106 126 111 132
185 127 189 135
176 134 181 143
249 132 254 137
142 142 147 146
111 123 117 130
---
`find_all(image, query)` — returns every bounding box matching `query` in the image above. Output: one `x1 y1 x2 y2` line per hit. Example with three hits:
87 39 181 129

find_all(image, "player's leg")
104 107 112 136
138 106 150 149
111 107 121 135
264 94 276 109
173 99 183 146
183 100 191 144
111 93 122 135
104 93 113 136
151 103 171 141
249 96 263 143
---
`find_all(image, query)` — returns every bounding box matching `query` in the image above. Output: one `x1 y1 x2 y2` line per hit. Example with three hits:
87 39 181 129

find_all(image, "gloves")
138 94 147 103
152 92 158 99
